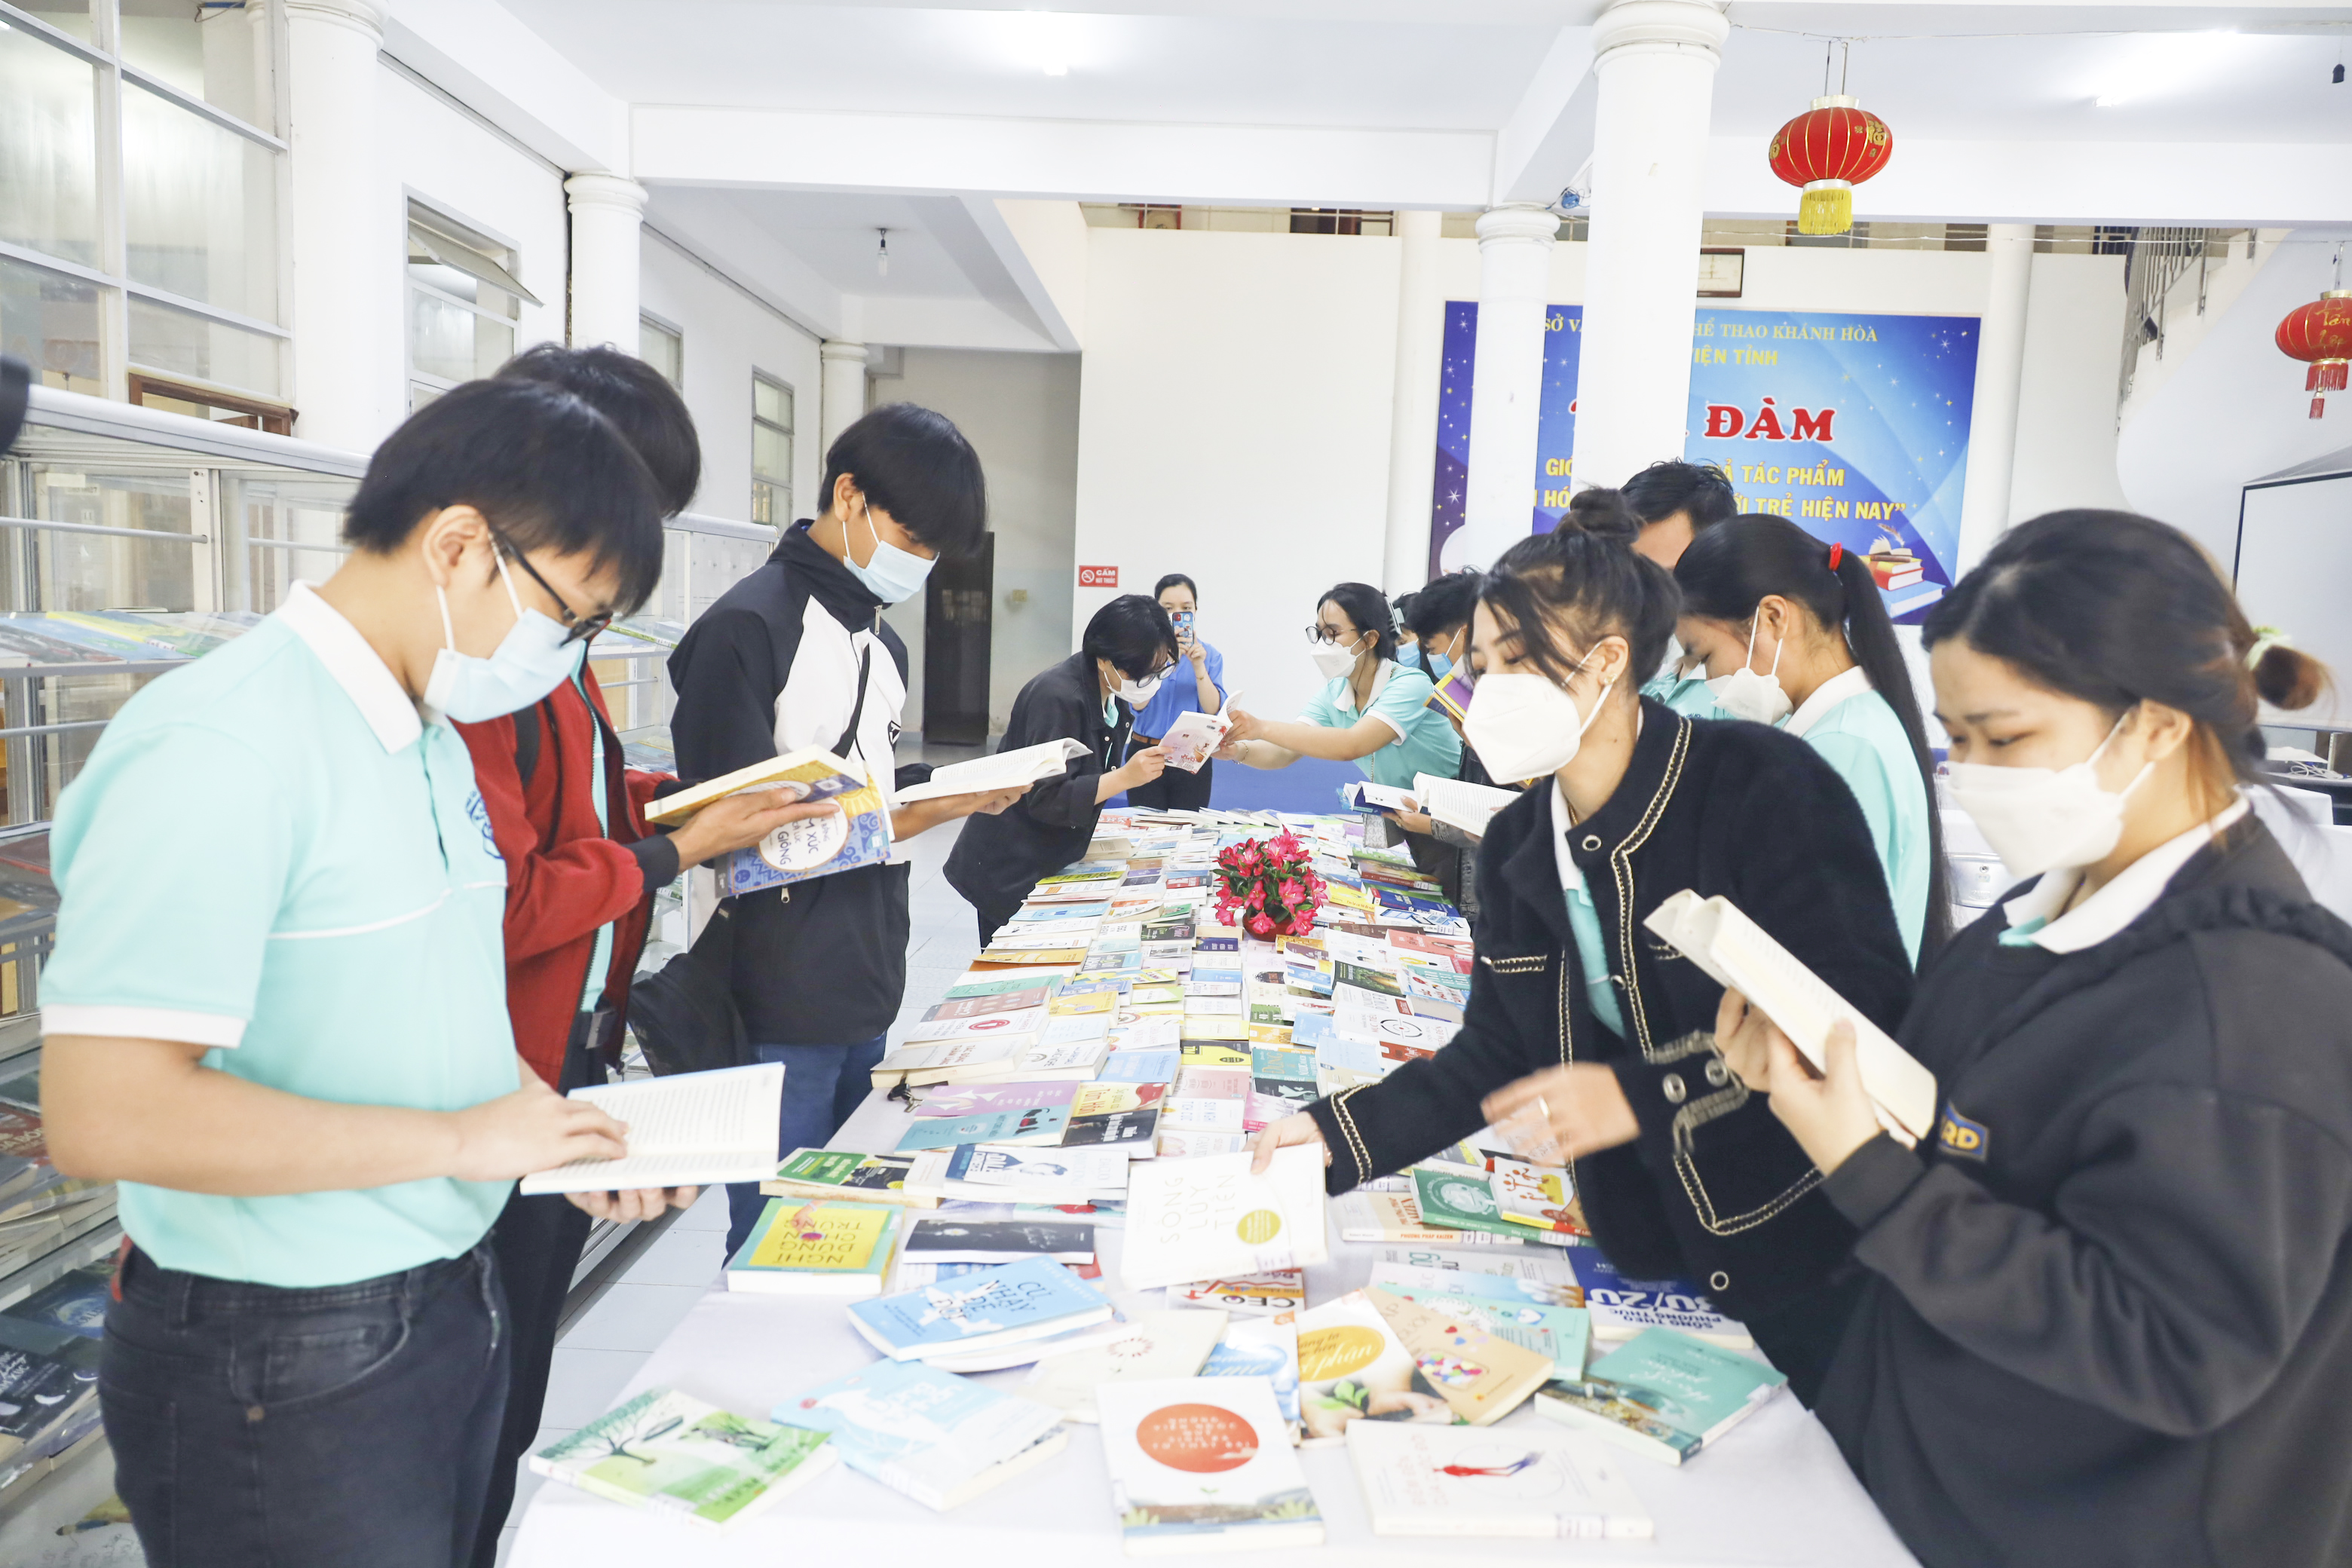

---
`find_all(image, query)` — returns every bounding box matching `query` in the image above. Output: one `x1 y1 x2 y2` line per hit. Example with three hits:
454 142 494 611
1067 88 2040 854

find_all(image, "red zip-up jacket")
458 667 681 1089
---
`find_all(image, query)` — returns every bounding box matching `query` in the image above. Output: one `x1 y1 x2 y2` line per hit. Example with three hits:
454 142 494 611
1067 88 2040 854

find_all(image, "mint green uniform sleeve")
1644 669 1726 720
1297 678 1343 730
1807 728 1925 963
42 722 292 1047
1367 668 1438 743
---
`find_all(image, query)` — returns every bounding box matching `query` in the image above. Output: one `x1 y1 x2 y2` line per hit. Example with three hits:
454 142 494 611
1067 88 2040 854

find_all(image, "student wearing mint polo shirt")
1220 579 1461 795
39 381 694 1568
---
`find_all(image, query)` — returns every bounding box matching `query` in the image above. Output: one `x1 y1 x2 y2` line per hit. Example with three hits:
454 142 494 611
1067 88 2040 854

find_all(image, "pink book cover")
910 1080 1084 1118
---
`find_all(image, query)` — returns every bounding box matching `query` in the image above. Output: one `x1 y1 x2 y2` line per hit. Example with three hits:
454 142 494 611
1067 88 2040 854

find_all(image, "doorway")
923 531 994 746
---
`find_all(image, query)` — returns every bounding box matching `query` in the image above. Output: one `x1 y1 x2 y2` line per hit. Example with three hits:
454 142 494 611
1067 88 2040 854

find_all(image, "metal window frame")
640 311 685 390
0 0 289 406
751 368 794 524
403 198 528 400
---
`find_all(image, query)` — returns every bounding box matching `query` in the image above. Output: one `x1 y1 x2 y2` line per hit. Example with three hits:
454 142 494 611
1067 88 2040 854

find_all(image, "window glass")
407 291 513 385
640 317 683 388
755 378 792 430
23 464 198 612
10 3 95 44
225 472 354 614
127 293 283 397
122 80 280 322
117 0 274 132
0 28 102 267
0 254 103 396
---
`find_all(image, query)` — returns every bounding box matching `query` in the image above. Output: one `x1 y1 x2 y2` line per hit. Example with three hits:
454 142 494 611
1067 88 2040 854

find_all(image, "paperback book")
1411 1166 1573 1247
848 1255 1115 1362
520 1064 785 1195
528 1387 836 1533
1024 1309 1230 1422
724 1201 902 1297
780 1359 1070 1510
1120 1147 1329 1291
1365 1288 1553 1426
1294 1289 1456 1445
1345 1422 1652 1539
1533 1328 1787 1465
1097 1378 1325 1555
902 1218 1096 1264
1567 1251 1750 1347
761 1148 936 1208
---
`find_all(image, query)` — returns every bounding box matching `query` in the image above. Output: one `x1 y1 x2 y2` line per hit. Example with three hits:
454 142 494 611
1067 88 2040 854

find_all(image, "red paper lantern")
2276 291 2352 420
1769 95 1894 236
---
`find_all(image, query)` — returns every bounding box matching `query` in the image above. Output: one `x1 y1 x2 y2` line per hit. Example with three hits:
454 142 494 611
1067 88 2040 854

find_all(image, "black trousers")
1125 739 1214 811
467 1012 607 1568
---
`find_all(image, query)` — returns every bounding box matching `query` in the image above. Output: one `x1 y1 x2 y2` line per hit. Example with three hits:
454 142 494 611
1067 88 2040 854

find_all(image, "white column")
1568 0 1729 492
284 0 393 451
565 174 647 354
1444 205 1557 572
819 340 871 460
1954 223 2035 576
1382 210 1446 592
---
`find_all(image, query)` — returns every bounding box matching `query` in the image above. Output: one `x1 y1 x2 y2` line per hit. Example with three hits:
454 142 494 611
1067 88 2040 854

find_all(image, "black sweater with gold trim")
1304 700 1914 1322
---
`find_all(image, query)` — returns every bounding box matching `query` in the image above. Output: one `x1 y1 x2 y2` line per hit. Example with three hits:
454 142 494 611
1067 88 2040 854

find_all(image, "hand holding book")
1714 991 1885 1176
1481 1063 1640 1165
667 786 841 869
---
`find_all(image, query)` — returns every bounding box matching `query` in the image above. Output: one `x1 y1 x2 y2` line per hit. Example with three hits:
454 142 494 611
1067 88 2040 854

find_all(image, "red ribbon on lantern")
1769 96 1894 237
2276 291 2352 421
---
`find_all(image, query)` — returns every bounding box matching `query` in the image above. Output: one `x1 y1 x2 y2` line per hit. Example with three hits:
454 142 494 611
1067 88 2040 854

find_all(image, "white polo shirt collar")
2000 797 2250 954
1784 664 1874 740
274 583 427 753
1331 658 1397 716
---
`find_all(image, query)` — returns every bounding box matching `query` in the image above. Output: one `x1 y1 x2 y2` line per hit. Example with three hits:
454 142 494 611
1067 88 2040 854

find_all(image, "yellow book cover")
1248 1024 1295 1046
744 1203 893 1272
1073 1083 1159 1116
1326 884 1374 912
643 747 865 826
981 947 1089 966
1048 991 1116 1016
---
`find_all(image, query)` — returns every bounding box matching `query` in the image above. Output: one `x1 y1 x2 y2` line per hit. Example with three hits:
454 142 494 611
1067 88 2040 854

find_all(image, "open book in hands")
1643 890 1937 1147
895 738 1089 803
1410 773 1520 838
519 1063 786 1194
1155 709 1232 774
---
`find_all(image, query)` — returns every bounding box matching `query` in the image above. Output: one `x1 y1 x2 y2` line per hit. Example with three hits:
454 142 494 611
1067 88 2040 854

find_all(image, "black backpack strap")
833 642 874 761
513 701 544 790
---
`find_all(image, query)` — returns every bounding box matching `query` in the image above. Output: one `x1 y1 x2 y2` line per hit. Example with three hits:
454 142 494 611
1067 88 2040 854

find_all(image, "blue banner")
1429 303 1980 621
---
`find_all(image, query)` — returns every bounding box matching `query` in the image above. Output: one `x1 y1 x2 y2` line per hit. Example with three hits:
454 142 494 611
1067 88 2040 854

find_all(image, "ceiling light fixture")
1023 10 1072 77
876 229 890 279
2090 29 2234 109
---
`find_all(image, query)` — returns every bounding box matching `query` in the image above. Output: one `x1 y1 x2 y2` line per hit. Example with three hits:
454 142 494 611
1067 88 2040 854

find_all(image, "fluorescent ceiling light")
1016 10 1076 78
2089 29 2235 108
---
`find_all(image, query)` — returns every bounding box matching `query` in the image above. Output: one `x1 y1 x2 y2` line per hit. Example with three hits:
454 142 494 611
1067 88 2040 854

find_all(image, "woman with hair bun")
1719 509 2352 1567
1674 514 1951 962
1251 495 1914 1401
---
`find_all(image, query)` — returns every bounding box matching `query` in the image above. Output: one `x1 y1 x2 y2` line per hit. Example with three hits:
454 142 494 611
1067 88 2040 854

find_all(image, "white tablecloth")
513 1086 1919 1566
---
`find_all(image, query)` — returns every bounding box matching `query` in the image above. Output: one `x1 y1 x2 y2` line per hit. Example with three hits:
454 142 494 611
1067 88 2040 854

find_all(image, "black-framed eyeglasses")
1303 623 1355 647
495 531 614 647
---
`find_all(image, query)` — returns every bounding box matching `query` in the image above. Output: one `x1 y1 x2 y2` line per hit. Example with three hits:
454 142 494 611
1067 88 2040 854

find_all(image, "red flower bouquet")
1212 831 1327 939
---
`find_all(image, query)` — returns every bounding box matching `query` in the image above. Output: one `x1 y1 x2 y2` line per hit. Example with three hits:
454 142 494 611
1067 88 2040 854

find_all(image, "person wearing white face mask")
1251 504 1913 1405
1218 580 1462 797
948 596 1178 942
1383 568 1508 916
1715 509 2352 1568
1674 514 1949 963
668 403 1030 1258
36 381 677 1564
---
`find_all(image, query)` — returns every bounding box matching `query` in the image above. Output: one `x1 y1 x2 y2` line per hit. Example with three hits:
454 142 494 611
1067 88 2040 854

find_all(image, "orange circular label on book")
1297 1325 1384 1380
1233 1208 1283 1245
1135 1403 1257 1473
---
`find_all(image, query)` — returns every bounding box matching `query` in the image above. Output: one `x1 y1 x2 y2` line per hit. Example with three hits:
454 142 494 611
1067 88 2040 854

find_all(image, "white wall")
1071 228 2130 728
383 67 569 392
877 348 1083 733
639 234 824 525
1072 228 1405 725
2117 225 2352 568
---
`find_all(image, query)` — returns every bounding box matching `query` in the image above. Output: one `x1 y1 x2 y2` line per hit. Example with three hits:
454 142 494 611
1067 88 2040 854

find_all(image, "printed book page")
1410 773 1520 838
1155 711 1231 773
1644 892 1934 1143
519 1064 785 1193
896 739 1089 803
644 748 863 825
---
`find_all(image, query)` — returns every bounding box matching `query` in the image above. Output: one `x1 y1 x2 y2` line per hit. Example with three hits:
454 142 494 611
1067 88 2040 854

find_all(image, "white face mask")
1706 617 1792 726
1312 630 1370 682
1115 669 1165 706
1462 649 1611 783
422 547 581 724
1946 711 2154 878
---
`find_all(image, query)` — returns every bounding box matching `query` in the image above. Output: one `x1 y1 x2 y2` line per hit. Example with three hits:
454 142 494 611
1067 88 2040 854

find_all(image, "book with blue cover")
1533 1328 1786 1466
847 1254 1114 1361
1566 1251 1750 1348
893 1104 1070 1153
777 1358 1069 1510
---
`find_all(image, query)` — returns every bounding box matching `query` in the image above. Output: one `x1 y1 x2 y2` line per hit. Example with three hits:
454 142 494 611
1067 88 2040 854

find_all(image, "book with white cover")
868 1034 1023 1089
1156 710 1233 774
1410 773 1521 838
779 1359 1069 1511
1121 1147 1331 1291
896 738 1089 803
904 1144 1132 1205
1098 1378 1325 1555
1025 1309 1230 1422
1643 890 1934 1144
519 1064 783 1194
1345 1422 1652 1539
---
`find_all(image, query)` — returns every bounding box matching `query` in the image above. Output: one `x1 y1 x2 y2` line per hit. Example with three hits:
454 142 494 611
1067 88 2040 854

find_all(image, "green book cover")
531 1387 837 1532
1411 1166 1532 1242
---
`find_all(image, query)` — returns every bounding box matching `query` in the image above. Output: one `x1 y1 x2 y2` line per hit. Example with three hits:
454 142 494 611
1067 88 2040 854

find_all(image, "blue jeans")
103 1242 509 1568
724 1034 890 1257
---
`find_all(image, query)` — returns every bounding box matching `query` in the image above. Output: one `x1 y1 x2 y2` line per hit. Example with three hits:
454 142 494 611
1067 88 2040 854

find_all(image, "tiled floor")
495 786 985 1563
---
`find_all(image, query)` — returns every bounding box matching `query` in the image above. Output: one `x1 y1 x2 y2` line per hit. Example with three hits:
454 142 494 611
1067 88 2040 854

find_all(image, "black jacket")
945 653 1131 921
1306 702 1914 1322
666 525 915 1044
1818 820 2352 1568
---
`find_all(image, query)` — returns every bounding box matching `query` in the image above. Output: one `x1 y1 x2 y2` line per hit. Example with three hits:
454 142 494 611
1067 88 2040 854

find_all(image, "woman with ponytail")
1718 510 2352 1567
1674 516 1949 961
1251 492 1914 1402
